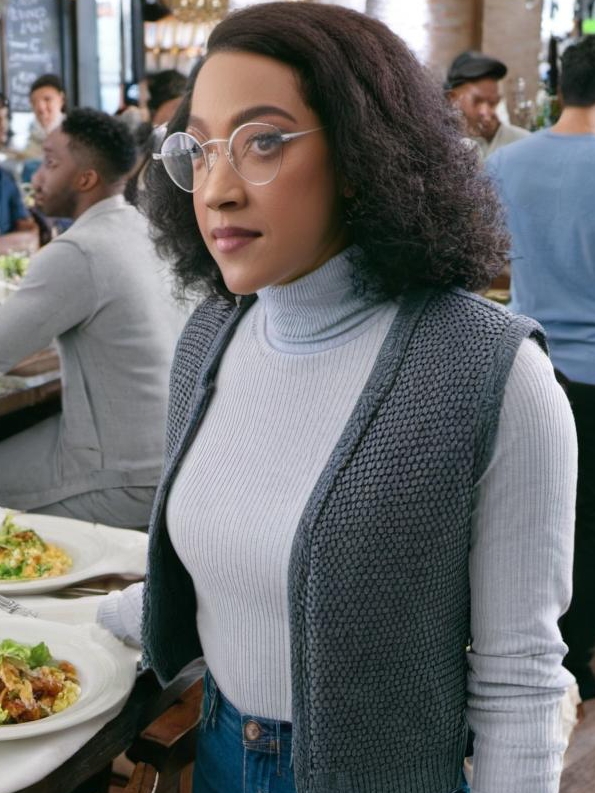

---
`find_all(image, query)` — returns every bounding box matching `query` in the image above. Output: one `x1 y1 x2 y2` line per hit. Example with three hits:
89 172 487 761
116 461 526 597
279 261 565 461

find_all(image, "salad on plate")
0 513 72 581
0 638 80 724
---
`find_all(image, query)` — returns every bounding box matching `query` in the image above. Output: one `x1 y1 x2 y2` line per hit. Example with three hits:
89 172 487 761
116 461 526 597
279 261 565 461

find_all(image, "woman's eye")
249 133 282 155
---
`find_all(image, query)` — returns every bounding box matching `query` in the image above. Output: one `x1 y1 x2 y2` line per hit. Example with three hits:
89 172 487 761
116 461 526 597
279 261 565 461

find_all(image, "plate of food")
0 617 137 740
0 510 147 595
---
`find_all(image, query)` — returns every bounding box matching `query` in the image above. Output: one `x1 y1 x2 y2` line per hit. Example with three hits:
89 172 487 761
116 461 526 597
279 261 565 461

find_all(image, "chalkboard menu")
4 0 62 112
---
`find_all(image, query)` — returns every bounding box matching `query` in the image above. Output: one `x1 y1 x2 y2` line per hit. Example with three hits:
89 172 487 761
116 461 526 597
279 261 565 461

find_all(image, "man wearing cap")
445 50 530 158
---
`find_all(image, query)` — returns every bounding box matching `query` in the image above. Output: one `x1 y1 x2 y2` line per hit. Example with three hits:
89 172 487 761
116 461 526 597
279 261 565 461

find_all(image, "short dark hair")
560 35 595 107
147 69 187 114
62 108 136 183
143 2 508 300
30 73 65 96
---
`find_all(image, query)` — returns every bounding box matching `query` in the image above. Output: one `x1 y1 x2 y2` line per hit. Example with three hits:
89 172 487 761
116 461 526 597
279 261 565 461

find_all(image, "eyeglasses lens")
230 124 284 186
160 123 284 192
160 132 202 193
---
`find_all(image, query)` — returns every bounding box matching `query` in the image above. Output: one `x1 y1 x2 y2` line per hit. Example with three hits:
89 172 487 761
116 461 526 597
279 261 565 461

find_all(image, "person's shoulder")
500 122 531 141
486 128 545 169
431 287 535 332
439 287 545 344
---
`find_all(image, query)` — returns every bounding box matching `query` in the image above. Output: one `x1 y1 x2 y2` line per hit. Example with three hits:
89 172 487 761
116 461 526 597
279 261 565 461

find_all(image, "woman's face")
190 51 349 295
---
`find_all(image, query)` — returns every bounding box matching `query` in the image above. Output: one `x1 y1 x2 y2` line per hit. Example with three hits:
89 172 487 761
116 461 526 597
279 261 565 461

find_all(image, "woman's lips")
212 227 261 253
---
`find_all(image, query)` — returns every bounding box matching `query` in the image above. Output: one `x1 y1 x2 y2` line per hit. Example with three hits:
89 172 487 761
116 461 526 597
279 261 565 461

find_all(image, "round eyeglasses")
152 122 323 193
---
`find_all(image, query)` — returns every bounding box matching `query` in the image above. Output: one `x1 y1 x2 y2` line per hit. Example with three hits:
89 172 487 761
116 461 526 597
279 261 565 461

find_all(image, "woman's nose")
202 149 246 210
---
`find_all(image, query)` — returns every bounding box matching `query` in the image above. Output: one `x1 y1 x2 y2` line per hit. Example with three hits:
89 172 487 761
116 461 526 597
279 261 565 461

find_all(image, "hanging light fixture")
161 0 229 24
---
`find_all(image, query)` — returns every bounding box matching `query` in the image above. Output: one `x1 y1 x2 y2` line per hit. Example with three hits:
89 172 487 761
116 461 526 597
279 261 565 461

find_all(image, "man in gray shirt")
0 108 187 527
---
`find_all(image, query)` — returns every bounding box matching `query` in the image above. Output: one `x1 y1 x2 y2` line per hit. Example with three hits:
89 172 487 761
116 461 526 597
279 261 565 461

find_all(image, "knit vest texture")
142 285 545 793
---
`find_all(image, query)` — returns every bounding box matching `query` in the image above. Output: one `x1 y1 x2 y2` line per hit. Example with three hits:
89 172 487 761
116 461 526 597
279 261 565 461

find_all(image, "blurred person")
445 51 530 158
0 108 186 528
487 34 595 702
0 165 36 235
0 93 23 179
99 4 576 792
0 92 11 150
147 69 187 126
20 74 66 163
0 93 36 235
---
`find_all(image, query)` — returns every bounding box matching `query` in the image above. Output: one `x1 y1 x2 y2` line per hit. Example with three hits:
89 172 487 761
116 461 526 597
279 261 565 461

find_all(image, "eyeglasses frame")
152 122 323 192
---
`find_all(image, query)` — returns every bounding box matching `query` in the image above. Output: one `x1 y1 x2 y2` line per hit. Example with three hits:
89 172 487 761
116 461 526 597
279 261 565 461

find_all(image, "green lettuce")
0 639 51 668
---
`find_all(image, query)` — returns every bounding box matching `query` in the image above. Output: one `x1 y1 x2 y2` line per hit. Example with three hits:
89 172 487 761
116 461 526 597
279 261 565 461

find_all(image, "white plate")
0 510 147 595
0 617 137 740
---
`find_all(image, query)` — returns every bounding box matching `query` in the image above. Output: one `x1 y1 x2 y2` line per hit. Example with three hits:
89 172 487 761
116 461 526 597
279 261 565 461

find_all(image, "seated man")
0 108 187 528
0 166 35 235
445 51 530 158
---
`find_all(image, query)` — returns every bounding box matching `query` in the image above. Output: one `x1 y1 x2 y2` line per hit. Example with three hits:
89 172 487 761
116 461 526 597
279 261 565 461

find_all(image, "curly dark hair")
560 35 595 107
142 2 508 300
62 108 136 184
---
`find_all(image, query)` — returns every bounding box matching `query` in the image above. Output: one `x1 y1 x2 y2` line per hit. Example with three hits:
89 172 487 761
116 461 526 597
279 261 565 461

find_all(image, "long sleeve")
96 582 144 649
467 337 577 792
0 237 95 373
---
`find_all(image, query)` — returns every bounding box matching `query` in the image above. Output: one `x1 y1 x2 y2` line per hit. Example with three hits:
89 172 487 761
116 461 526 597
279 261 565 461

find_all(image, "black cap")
444 51 507 91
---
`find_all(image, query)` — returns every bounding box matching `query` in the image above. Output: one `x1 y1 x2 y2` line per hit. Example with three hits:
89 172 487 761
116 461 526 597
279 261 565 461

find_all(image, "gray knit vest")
143 285 545 793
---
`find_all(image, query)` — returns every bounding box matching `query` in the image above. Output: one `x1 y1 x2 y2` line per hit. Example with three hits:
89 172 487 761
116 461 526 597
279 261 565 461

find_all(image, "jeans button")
244 719 261 741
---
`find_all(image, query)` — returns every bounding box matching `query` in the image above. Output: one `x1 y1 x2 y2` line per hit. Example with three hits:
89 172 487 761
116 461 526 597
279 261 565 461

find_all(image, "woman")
99 4 576 792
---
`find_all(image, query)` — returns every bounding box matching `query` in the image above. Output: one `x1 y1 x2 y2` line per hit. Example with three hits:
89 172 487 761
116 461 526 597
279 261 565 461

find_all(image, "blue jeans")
193 671 296 793
193 672 471 793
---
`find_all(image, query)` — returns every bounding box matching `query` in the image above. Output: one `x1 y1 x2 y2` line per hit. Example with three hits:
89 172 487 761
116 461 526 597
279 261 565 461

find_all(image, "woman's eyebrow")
188 105 298 132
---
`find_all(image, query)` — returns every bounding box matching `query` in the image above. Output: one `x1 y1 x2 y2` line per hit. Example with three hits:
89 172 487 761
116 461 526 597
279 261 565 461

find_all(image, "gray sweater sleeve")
467 337 577 793
0 239 95 373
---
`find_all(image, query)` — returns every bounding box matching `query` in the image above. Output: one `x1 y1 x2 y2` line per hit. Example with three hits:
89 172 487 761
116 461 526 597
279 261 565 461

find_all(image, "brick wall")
482 0 543 122
423 0 480 80
420 0 544 119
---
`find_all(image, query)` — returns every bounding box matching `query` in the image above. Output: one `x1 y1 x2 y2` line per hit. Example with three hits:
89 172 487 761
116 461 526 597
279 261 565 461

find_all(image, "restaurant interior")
1 1 594 792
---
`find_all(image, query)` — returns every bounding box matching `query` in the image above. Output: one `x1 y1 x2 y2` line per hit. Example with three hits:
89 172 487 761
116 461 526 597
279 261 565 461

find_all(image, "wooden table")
16 659 204 793
0 350 61 436
0 226 39 254
0 229 39 256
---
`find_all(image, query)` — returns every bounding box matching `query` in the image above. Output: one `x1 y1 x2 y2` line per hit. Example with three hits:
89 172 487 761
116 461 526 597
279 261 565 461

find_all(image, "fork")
0 593 39 618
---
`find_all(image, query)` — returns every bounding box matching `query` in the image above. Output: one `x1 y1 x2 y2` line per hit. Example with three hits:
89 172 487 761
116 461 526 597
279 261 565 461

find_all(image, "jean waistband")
202 670 293 754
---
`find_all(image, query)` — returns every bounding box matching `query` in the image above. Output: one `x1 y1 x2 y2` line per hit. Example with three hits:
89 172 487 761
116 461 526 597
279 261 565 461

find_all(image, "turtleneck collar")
255 245 391 354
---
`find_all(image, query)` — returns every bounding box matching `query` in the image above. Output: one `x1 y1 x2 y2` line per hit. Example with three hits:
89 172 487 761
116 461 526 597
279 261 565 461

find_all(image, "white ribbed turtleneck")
166 247 397 720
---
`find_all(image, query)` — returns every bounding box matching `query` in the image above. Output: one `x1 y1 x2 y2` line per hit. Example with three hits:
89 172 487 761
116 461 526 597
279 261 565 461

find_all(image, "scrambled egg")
0 514 72 580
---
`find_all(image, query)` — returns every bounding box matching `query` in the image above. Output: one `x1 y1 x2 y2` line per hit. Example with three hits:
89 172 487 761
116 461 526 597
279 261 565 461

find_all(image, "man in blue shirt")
486 35 595 701
0 166 34 235
1 91 34 236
